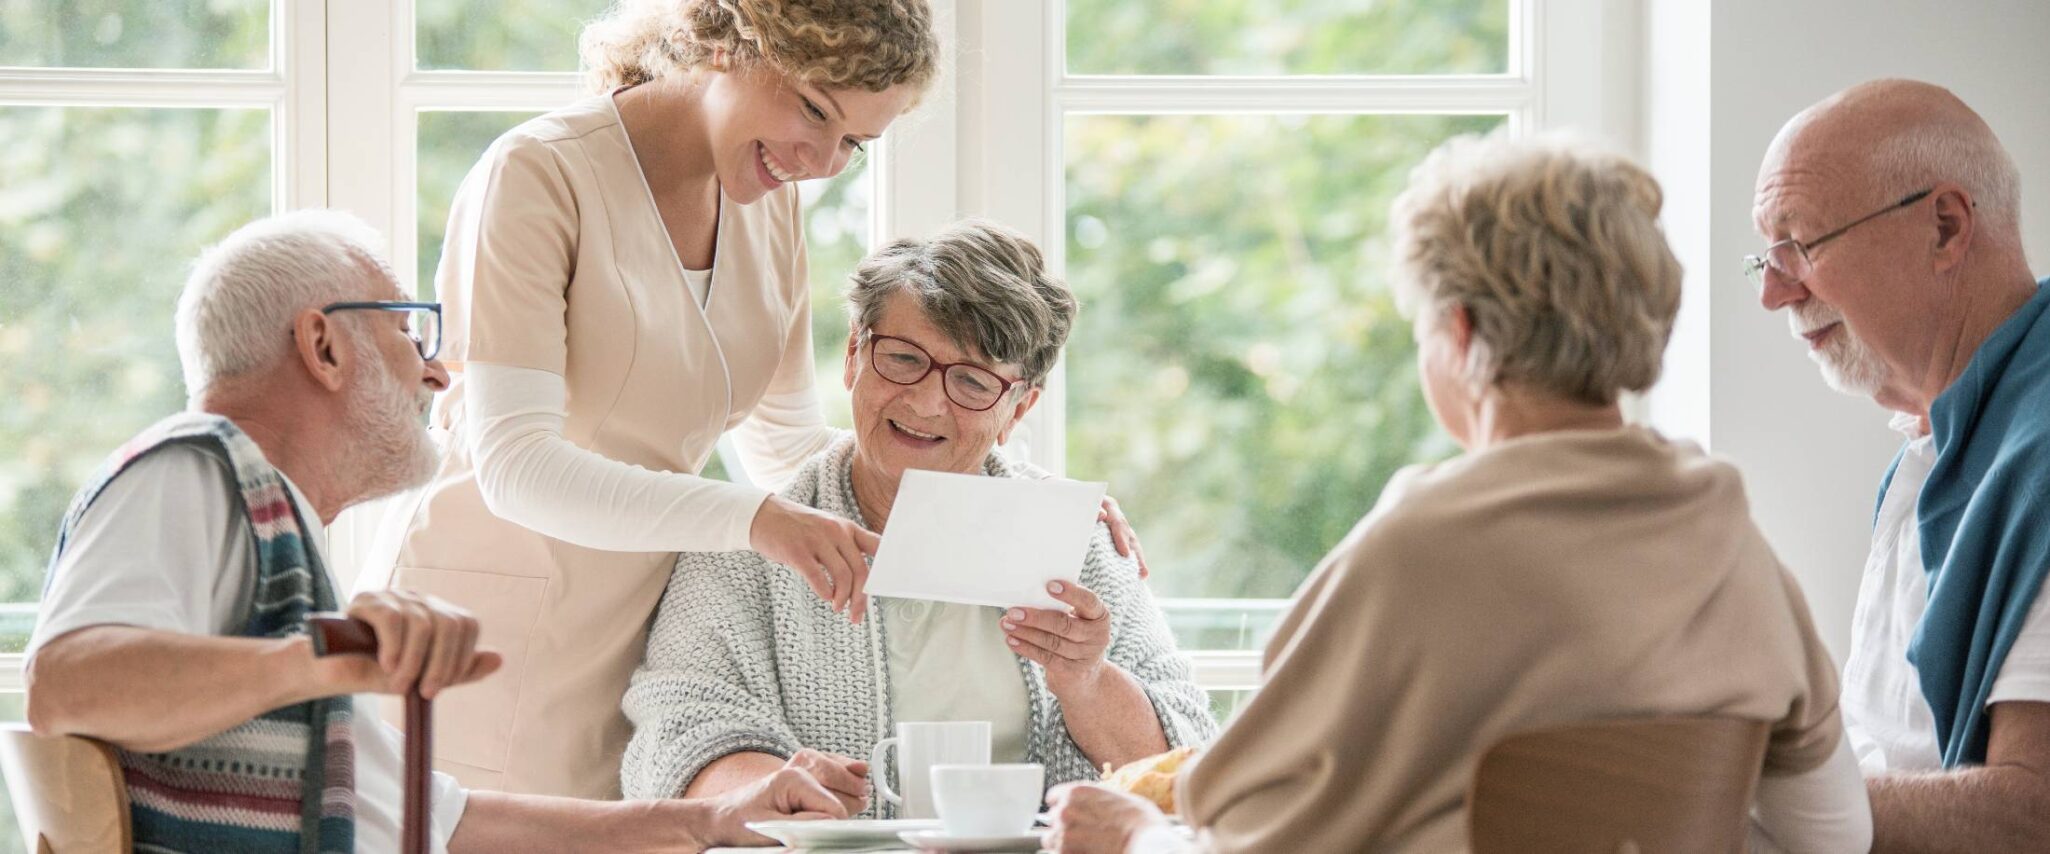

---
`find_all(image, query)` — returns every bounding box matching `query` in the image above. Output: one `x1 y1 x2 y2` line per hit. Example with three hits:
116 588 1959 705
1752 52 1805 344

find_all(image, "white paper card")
865 469 1108 610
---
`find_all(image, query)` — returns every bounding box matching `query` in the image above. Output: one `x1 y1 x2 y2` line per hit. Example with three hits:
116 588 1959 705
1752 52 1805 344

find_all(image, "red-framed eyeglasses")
861 330 1025 412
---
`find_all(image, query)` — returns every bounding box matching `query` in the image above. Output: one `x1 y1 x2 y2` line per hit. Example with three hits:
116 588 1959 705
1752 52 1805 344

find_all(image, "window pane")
1207 689 1254 726
1066 0 1510 76
805 156 871 431
1064 113 1498 611
0 0 267 69
0 106 272 602
416 0 608 71
1161 599 1287 653
416 110 871 474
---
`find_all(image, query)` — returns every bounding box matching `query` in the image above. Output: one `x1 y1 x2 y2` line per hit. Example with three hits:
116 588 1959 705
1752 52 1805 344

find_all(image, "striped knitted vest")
46 412 355 853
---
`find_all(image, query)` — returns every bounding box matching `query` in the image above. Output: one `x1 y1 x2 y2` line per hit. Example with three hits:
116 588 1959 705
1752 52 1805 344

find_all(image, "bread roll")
1101 746 1194 812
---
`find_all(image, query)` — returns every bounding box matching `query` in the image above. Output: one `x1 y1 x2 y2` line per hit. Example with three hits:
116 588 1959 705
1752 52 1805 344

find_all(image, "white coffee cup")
930 763 1045 837
870 721 992 819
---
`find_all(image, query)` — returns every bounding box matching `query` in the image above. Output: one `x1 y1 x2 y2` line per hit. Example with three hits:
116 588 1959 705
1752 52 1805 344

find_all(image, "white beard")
343 342 438 503
1792 303 1890 397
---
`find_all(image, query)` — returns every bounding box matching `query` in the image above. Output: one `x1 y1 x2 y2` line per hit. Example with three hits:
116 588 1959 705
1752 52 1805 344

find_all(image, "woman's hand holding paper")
1002 580 1113 698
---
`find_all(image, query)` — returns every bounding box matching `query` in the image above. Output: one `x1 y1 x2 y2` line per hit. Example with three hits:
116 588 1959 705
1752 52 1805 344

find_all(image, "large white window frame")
0 0 1636 693
967 0 1639 471
942 0 1640 687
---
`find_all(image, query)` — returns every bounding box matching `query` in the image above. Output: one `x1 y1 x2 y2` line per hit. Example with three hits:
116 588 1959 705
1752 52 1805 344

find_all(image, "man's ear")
294 309 349 392
1931 184 1976 273
996 385 1042 446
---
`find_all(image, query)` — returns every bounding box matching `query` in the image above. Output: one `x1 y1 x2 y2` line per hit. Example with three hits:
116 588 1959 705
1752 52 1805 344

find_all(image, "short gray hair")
1390 131 1681 406
845 218 1076 387
175 209 396 399
1868 119 2023 242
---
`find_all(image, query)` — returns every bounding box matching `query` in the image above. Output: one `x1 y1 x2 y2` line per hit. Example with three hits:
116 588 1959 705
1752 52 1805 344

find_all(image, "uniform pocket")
389 565 547 773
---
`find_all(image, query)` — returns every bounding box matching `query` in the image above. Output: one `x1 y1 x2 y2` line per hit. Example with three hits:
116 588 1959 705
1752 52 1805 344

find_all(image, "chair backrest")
1468 716 1771 854
0 723 130 854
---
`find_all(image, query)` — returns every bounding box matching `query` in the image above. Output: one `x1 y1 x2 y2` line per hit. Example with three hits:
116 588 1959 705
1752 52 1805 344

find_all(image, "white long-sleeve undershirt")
461 362 841 554
1749 734 1874 854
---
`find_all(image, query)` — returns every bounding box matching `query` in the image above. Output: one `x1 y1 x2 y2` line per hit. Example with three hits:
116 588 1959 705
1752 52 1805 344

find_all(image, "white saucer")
746 818 943 848
899 828 1047 852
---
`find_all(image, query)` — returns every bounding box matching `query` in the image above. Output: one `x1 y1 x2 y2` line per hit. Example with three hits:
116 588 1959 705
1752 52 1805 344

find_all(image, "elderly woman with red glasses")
619 219 1217 814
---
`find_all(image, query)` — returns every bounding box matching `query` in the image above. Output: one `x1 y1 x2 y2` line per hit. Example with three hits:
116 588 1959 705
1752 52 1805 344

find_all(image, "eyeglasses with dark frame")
1743 188 1934 289
321 301 443 362
861 330 1025 412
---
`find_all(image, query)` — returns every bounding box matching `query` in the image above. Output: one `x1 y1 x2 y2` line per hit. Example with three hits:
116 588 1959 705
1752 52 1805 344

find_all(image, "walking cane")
307 614 431 854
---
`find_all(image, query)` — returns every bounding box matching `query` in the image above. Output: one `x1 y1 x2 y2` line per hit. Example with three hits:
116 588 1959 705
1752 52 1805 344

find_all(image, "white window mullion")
1034 0 1068 476
872 0 959 244
400 71 581 110
1532 0 1640 148
280 0 327 210
325 0 401 274
1188 651 1262 691
0 68 284 105
950 0 1059 469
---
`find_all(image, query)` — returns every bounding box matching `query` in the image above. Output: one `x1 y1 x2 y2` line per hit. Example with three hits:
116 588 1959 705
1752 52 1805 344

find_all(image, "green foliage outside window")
1066 0 1509 76
0 0 266 69
1064 113 1495 612
0 107 272 608
416 0 604 72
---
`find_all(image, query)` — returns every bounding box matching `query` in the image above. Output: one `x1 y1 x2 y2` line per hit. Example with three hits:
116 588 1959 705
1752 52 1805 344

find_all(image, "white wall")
1648 0 2050 659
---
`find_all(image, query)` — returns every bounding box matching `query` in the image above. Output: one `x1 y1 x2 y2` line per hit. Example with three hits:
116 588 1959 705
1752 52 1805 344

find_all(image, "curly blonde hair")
1390 131 1682 406
579 0 939 97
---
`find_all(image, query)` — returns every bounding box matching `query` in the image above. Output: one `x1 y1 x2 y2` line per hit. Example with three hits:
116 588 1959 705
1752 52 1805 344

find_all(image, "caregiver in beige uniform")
366 0 940 799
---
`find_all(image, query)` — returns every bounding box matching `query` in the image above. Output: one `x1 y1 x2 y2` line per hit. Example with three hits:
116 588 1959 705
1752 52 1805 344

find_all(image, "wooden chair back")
1468 716 1771 854
0 723 130 854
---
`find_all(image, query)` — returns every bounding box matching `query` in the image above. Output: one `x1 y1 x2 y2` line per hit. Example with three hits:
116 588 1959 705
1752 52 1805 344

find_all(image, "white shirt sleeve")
1749 735 1873 854
463 362 774 553
730 386 843 494
1988 576 2050 704
29 445 249 653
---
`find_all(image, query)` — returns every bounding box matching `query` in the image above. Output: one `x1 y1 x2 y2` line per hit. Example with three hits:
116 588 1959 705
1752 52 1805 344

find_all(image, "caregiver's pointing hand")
750 495 880 622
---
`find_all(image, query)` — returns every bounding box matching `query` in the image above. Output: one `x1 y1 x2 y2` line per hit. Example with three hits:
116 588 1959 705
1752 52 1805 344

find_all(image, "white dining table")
707 848 1048 854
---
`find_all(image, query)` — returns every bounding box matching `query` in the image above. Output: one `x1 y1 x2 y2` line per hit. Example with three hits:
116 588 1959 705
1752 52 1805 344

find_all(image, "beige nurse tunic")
370 94 824 798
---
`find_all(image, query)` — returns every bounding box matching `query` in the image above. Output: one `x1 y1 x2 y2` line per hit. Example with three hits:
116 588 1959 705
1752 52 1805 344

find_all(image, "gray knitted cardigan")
620 436 1217 811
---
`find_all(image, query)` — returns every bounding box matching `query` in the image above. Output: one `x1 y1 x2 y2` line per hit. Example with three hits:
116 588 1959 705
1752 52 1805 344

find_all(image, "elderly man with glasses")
1752 79 2050 850
25 210 851 853
620 219 1216 815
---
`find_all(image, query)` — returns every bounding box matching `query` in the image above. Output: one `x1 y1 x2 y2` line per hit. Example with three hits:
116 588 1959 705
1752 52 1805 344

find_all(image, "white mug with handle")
869 721 992 819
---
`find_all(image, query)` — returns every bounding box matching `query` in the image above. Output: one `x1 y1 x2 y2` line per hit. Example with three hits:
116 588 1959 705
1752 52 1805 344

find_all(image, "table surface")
707 849 1047 853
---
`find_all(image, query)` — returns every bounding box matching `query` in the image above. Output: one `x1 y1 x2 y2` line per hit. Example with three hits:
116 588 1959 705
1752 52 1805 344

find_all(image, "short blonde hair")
579 0 940 97
1390 132 1681 406
846 218 1076 388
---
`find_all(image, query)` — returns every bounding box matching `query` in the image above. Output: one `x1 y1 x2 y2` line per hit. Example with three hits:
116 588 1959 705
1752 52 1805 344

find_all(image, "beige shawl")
1178 427 1842 853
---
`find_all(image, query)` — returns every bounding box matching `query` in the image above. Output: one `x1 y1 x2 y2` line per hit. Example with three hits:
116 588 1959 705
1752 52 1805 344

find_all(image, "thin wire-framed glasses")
862 330 1024 412
1743 188 1933 289
322 301 443 361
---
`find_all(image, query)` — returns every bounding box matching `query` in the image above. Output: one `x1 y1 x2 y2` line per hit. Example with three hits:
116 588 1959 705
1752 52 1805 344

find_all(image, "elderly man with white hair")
1752 79 2050 850
24 210 849 853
